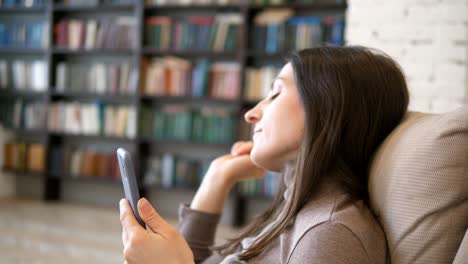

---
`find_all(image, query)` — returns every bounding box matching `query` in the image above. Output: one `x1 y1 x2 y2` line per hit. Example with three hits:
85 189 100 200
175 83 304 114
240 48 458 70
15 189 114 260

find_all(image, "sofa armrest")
453 229 468 264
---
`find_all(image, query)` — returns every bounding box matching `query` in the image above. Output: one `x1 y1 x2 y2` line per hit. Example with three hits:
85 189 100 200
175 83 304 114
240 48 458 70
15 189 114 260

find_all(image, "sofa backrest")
368 107 468 263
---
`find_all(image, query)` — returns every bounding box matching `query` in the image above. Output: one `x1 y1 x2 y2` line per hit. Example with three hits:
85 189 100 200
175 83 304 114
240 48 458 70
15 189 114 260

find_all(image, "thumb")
137 198 172 239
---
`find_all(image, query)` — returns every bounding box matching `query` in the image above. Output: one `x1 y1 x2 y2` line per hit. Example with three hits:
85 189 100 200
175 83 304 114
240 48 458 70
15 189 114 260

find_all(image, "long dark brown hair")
215 46 409 260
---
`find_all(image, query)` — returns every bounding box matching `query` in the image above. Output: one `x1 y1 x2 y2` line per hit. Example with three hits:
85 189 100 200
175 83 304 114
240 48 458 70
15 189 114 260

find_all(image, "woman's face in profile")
245 63 305 171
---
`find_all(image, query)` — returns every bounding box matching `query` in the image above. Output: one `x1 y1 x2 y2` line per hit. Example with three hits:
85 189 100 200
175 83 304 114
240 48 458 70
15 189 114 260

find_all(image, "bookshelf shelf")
53 4 135 12
50 91 137 103
0 7 46 13
60 175 121 185
49 132 136 143
139 137 232 149
52 48 135 56
7 170 45 179
0 48 46 54
4 128 47 137
0 90 48 98
140 95 240 107
144 4 241 11
142 48 239 59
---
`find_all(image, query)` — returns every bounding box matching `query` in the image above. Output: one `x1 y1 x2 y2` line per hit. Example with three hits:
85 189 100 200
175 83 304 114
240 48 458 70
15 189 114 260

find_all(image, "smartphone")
117 148 146 228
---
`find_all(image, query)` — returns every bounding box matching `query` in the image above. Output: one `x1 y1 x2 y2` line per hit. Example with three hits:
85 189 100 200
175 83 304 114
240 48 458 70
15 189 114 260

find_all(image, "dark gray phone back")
117 148 145 228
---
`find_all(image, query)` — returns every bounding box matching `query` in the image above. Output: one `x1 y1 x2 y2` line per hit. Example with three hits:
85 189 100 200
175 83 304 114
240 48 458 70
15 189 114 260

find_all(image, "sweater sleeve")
177 203 221 264
288 221 370 264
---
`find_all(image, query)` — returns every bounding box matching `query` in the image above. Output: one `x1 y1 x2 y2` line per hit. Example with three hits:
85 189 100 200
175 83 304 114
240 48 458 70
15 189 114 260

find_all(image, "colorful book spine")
142 57 240 100
0 22 47 48
54 17 136 50
145 15 241 52
48 102 136 138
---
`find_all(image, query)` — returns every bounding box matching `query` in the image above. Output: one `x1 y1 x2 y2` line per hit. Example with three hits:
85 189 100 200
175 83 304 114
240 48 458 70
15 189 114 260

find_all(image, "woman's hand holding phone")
119 198 194 264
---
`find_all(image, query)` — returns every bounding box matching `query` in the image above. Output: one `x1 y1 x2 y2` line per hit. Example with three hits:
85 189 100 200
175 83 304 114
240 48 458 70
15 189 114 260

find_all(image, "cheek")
250 109 304 169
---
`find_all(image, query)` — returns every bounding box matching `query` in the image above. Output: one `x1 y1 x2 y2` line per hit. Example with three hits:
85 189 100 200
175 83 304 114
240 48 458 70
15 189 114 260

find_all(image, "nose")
244 103 262 124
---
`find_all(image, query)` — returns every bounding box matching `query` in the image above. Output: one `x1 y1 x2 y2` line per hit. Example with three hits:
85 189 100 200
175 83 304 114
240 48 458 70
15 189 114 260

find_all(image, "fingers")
137 198 176 240
120 199 143 235
231 141 254 156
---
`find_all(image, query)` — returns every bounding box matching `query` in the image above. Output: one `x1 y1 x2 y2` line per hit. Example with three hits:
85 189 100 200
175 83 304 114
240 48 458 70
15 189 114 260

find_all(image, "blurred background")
0 0 466 263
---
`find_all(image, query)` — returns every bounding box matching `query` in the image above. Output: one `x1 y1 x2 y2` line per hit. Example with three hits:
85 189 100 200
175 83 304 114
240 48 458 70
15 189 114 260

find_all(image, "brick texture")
346 0 468 113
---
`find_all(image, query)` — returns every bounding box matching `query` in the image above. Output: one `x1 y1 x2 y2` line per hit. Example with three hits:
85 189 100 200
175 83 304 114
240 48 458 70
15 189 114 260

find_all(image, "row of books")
48 146 121 180
54 17 136 50
145 15 241 51
139 106 235 144
0 0 46 7
59 0 132 6
0 60 47 92
244 65 281 101
56 62 138 95
238 171 281 197
0 100 47 130
62 148 120 180
143 154 212 188
0 22 47 49
252 9 344 52
142 57 240 99
48 102 137 138
144 0 241 6
3 141 45 173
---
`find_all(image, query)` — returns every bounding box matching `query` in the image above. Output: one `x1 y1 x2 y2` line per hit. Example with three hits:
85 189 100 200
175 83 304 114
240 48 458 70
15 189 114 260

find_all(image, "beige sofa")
369 106 468 263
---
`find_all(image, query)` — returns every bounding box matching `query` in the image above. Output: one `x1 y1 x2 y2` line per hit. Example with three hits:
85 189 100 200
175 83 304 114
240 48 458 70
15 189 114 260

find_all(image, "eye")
268 82 282 101
269 92 280 100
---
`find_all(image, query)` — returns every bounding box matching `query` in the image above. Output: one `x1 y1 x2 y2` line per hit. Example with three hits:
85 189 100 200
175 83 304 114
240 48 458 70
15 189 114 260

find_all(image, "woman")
119 46 409 263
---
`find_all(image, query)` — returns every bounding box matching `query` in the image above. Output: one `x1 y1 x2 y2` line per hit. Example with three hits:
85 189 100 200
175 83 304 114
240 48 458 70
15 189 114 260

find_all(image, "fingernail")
119 198 125 208
140 198 150 213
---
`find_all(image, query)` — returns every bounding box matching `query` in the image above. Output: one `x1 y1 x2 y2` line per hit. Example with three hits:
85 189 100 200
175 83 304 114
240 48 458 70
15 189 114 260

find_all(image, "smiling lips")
253 128 262 140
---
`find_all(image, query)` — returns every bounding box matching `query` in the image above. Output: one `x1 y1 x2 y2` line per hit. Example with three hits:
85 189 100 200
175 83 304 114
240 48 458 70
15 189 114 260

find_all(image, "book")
0 22 46 48
245 65 281 101
55 17 136 50
48 102 136 138
55 61 135 95
3 142 16 170
27 143 45 172
142 57 240 99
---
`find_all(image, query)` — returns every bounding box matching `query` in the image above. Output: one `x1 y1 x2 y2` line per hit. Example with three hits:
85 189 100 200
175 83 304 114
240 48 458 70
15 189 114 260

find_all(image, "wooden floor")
0 198 242 264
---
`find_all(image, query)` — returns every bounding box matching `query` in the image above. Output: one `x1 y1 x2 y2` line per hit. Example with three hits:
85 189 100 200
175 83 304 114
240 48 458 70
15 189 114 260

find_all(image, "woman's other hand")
120 198 194 264
190 141 265 214
206 140 265 188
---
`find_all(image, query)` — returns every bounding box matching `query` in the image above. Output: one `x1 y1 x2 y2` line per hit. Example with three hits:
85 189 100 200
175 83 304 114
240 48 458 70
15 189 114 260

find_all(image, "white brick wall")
346 0 468 113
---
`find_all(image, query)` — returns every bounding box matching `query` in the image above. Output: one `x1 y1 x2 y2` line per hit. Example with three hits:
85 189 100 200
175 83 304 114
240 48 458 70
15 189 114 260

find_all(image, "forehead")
276 63 294 86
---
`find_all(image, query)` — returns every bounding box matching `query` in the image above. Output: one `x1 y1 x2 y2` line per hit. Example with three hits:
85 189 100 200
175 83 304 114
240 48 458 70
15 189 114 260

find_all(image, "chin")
250 148 283 172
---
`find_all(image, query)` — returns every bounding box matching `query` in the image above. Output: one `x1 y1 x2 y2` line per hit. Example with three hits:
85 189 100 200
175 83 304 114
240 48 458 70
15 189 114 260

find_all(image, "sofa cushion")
368 107 468 264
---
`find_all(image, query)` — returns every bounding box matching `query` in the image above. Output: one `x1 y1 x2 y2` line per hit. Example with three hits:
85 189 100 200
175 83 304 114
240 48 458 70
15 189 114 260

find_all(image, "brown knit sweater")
178 180 387 264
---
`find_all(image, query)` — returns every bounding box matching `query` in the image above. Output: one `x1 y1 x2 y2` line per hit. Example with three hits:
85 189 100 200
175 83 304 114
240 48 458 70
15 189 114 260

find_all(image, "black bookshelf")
0 48 47 53
1 0 346 226
53 3 135 12
0 6 46 13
